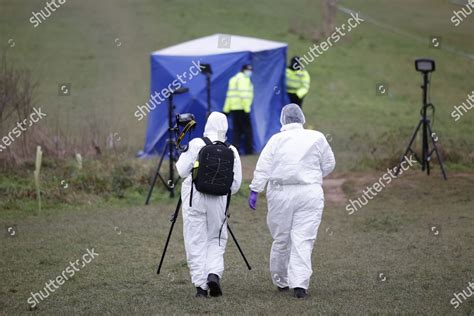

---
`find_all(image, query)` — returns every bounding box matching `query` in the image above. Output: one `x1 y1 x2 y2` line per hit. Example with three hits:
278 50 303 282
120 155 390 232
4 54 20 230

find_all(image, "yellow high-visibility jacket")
223 72 254 113
286 68 310 99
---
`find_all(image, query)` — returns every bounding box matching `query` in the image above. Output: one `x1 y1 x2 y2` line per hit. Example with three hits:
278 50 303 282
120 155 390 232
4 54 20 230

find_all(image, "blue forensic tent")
143 34 288 156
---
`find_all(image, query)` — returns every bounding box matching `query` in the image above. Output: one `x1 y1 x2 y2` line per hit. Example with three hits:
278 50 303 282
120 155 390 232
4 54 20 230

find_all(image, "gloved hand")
248 191 258 210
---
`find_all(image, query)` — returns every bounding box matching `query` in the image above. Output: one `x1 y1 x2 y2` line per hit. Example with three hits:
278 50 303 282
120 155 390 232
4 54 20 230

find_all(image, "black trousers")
230 110 254 155
288 93 304 108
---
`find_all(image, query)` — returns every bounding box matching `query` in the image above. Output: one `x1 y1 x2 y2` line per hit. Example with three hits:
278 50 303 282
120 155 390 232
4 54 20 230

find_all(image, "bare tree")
0 52 37 164
0 52 57 167
322 0 338 37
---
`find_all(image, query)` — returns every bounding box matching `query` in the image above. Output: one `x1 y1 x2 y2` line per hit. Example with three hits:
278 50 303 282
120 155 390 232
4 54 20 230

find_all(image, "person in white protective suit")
248 103 335 299
176 112 242 298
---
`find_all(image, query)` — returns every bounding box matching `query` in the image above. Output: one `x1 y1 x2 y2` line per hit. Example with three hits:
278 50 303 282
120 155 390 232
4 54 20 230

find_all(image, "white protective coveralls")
249 104 335 290
176 112 242 290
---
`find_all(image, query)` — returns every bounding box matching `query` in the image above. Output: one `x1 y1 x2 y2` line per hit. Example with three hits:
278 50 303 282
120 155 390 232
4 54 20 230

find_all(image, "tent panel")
153 34 287 56
143 36 288 157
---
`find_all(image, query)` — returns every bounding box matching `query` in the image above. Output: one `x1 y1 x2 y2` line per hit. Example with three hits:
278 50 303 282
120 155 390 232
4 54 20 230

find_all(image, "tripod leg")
426 124 448 180
145 143 169 205
422 120 430 174
395 120 423 176
145 164 161 205
426 157 431 175
169 142 176 198
227 224 252 270
157 197 182 274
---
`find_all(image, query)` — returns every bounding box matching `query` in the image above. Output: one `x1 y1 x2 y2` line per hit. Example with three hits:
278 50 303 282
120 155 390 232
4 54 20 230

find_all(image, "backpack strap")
225 191 231 212
225 142 235 161
202 137 212 145
189 178 194 207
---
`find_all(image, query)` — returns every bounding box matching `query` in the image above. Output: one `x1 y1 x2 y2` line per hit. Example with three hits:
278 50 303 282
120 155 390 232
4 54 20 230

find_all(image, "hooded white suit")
250 104 335 290
176 112 242 290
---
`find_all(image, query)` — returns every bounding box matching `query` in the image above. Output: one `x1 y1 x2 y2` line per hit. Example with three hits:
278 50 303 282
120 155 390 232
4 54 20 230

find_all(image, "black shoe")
294 287 307 299
207 273 223 297
195 287 208 298
277 286 290 292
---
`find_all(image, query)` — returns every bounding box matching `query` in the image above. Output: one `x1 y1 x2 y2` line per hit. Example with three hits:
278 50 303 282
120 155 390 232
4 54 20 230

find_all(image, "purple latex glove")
248 191 258 210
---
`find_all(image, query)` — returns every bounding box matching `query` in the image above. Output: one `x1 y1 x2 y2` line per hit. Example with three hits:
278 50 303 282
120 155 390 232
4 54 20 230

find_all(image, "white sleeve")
320 136 335 177
249 136 276 193
176 139 201 179
230 146 242 194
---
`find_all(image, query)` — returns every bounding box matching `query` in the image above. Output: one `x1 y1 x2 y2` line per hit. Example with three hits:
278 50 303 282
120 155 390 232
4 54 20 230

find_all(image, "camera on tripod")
174 113 196 153
145 88 195 203
176 113 195 127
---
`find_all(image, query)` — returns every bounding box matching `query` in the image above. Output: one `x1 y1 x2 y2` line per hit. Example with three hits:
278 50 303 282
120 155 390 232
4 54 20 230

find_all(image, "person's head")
204 112 228 142
241 64 253 77
290 56 302 71
280 103 306 126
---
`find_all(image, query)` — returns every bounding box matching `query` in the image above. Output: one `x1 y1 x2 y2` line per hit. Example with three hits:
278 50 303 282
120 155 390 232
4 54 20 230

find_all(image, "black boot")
294 287 307 299
277 286 289 292
195 287 208 298
207 273 223 297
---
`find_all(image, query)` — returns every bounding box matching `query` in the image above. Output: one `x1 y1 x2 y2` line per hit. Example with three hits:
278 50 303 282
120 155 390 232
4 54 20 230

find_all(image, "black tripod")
157 196 252 274
395 60 447 180
145 88 188 203
200 63 213 117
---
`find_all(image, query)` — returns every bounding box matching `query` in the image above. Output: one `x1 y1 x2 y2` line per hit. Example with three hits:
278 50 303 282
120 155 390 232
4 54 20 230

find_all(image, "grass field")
1 164 473 314
1 0 473 314
0 0 473 169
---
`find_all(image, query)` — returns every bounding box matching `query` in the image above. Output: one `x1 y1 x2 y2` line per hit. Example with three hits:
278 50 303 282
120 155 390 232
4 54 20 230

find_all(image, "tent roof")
153 34 287 56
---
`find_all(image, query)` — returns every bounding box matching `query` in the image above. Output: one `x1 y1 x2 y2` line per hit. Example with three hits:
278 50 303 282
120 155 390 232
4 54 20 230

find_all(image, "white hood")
203 112 228 142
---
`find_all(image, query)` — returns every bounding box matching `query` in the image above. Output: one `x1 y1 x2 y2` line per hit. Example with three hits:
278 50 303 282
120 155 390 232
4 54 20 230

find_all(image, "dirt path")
323 177 347 205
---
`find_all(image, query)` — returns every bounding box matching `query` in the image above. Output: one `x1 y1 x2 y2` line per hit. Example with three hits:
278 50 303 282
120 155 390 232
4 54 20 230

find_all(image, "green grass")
1 171 473 314
0 154 173 217
0 0 473 170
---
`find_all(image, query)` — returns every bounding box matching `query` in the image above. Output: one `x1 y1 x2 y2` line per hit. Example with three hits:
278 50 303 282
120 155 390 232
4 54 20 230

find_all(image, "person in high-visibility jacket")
223 64 254 154
286 56 311 108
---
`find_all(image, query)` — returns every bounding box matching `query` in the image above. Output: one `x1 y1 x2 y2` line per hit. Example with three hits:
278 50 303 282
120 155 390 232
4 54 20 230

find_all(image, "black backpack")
190 137 235 244
191 137 234 197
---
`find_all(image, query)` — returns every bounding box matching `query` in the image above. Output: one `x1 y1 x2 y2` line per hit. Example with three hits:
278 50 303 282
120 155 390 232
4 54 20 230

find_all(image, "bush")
0 154 162 213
